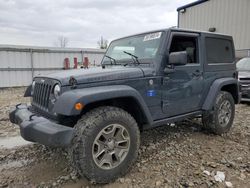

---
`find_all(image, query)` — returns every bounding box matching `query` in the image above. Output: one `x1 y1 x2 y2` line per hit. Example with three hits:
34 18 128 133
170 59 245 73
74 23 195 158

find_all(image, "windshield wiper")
123 51 140 65
104 55 117 65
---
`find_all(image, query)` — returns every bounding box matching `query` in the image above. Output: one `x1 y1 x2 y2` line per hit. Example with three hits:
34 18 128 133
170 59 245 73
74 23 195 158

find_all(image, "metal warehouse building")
177 0 250 58
0 45 105 88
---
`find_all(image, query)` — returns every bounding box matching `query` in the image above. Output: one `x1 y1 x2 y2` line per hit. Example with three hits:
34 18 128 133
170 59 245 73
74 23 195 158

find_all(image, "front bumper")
241 97 250 102
240 86 250 102
9 104 74 147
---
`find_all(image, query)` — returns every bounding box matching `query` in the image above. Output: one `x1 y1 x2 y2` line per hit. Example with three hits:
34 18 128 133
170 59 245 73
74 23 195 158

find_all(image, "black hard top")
113 27 232 42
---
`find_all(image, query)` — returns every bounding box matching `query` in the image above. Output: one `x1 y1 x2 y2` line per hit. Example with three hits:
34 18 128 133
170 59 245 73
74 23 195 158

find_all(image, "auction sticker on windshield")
143 32 162 41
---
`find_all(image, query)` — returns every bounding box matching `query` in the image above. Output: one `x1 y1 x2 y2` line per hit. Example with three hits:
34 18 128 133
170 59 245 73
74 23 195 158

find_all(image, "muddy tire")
202 91 235 135
70 106 140 184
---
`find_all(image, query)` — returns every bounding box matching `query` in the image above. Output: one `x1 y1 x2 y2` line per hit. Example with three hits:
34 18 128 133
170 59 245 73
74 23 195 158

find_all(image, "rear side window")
205 37 234 64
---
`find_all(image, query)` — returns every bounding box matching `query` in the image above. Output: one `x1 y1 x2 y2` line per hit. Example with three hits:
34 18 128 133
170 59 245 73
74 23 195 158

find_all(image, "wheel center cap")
107 139 115 150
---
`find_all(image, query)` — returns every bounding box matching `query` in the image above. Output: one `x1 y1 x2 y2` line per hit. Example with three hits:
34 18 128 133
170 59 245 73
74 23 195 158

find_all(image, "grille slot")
33 82 53 110
239 77 250 81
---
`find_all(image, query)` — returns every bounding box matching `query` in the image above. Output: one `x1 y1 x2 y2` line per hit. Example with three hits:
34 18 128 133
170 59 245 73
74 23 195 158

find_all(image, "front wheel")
202 91 235 135
70 106 140 184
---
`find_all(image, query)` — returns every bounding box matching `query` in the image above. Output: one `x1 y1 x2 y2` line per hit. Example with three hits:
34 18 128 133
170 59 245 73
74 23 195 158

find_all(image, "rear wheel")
70 106 140 183
202 91 235 135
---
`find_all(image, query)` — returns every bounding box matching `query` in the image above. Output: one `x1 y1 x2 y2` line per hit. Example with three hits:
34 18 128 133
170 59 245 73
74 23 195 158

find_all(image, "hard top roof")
112 27 232 42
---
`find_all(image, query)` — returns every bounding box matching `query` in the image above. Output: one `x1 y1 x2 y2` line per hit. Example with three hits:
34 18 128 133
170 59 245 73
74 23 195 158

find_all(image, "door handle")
192 70 202 77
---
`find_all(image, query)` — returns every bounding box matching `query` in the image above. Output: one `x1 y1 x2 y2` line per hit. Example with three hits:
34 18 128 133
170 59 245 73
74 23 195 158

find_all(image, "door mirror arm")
164 66 175 74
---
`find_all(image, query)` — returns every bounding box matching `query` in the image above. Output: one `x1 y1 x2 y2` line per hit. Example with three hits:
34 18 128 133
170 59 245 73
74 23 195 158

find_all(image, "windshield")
102 31 163 65
237 58 250 71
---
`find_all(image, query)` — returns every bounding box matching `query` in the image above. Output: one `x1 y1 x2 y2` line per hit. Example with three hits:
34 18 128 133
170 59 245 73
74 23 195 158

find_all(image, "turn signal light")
75 103 84 111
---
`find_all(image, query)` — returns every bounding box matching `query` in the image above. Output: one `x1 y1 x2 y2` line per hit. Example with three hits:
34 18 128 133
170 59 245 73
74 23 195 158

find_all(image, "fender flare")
202 78 239 110
54 85 153 124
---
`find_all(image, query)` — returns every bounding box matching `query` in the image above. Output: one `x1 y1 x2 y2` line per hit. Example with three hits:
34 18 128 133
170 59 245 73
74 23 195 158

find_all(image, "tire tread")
70 106 140 184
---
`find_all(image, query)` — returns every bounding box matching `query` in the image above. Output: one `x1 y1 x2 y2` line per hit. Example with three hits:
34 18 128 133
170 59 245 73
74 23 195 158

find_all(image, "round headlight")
31 81 35 95
53 84 61 99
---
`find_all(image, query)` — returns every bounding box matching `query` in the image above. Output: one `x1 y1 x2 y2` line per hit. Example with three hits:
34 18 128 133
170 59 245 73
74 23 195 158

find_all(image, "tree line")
54 36 108 49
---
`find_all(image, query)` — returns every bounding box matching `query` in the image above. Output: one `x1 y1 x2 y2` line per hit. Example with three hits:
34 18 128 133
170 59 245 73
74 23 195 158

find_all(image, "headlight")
53 84 61 99
31 81 35 95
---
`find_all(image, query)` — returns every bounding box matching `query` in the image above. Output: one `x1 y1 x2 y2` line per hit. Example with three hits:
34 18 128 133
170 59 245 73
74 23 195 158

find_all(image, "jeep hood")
37 66 147 85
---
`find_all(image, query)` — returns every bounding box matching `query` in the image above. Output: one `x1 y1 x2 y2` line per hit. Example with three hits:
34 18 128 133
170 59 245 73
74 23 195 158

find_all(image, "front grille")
32 79 54 110
239 77 250 81
239 81 250 88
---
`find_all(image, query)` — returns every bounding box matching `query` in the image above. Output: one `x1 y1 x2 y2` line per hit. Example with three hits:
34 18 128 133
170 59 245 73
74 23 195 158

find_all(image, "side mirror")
169 51 187 66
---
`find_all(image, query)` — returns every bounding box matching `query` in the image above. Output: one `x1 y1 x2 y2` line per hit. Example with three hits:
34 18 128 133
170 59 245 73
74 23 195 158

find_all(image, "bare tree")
55 36 69 48
97 36 108 49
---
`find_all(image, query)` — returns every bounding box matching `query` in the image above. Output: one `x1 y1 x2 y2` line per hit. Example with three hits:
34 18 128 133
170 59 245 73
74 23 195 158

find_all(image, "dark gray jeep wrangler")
10 28 240 183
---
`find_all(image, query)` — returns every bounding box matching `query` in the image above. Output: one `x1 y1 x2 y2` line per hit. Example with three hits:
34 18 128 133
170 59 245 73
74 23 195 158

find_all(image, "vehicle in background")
237 57 250 102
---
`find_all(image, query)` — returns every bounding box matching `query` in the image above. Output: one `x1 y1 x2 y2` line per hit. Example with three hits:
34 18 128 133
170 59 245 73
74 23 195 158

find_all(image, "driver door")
162 32 204 117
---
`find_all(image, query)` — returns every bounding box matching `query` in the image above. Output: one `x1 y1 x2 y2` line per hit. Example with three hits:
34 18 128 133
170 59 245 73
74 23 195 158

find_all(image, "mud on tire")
70 106 140 184
202 91 235 135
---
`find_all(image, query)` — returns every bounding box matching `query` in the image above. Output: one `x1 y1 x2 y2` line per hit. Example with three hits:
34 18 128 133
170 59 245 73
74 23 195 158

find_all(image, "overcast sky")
0 0 194 48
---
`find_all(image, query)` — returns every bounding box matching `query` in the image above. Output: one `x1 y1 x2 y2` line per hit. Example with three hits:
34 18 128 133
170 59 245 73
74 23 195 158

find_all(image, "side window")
170 36 198 64
205 37 234 64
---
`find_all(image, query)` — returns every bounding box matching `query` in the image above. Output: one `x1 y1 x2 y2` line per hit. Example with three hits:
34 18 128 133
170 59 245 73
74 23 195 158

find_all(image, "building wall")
178 0 250 51
0 45 105 88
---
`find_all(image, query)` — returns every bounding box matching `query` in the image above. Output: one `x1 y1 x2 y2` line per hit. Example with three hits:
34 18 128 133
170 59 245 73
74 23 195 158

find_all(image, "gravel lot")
0 88 249 188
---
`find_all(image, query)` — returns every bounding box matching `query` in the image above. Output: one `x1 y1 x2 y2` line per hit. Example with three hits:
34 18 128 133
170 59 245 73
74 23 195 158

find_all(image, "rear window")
205 37 234 64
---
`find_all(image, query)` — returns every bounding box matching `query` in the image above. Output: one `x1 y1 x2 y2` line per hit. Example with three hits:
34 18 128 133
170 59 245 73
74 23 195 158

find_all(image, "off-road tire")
202 91 235 135
70 106 140 184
